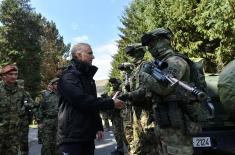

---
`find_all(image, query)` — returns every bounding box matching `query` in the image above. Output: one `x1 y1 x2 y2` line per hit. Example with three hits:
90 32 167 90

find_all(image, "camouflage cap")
49 77 59 85
141 28 173 46
0 64 18 75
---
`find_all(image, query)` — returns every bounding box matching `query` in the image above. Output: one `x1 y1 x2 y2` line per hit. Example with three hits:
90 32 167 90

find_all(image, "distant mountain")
95 79 108 96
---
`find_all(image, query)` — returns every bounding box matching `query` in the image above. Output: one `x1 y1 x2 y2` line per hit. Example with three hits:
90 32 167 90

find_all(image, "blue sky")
30 0 132 80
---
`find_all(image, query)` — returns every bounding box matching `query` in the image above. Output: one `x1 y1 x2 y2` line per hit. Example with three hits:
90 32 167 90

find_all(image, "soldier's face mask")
148 38 170 58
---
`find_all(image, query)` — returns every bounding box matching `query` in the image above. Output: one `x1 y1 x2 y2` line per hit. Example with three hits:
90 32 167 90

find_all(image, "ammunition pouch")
168 102 184 129
153 101 184 130
163 94 199 122
153 103 171 128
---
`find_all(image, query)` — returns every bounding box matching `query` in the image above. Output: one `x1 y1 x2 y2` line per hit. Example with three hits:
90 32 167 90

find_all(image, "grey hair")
71 43 90 59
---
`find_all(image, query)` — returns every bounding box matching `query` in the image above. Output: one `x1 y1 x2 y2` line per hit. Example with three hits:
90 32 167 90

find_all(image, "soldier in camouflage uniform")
123 44 158 155
0 64 34 155
109 78 127 155
37 78 59 155
138 28 204 155
35 90 45 145
17 79 37 155
100 93 111 131
117 62 133 153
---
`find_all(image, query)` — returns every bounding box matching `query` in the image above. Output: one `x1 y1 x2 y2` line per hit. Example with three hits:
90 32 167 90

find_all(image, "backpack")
175 53 207 92
218 60 235 120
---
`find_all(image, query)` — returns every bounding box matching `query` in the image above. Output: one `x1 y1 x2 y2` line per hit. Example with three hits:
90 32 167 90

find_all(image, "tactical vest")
152 54 206 133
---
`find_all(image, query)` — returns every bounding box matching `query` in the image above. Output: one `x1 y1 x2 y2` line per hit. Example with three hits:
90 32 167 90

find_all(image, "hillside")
95 79 108 96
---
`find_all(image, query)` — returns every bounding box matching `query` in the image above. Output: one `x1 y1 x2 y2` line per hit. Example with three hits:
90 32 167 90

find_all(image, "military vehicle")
193 74 235 155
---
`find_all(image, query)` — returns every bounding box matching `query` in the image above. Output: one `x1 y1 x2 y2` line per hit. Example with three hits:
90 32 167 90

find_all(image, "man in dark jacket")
57 43 125 155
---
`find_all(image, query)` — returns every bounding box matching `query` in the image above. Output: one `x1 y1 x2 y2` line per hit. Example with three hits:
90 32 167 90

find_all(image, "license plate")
193 137 211 147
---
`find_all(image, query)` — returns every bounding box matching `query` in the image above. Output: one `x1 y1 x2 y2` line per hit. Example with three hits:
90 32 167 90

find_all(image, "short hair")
71 43 90 59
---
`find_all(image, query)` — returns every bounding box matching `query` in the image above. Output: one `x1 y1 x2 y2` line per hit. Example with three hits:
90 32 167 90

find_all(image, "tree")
111 0 235 77
0 0 44 97
39 20 70 88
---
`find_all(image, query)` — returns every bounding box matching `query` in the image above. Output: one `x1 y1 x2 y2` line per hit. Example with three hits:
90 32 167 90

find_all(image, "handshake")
112 91 130 109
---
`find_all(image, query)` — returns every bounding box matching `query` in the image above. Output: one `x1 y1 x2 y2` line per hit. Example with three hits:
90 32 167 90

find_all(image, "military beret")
49 77 59 85
0 64 18 75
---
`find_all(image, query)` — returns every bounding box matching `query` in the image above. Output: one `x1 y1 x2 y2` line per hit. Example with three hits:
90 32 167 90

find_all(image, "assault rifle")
152 60 207 101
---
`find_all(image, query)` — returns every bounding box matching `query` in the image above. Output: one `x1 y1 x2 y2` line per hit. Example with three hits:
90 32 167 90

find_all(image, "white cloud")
73 35 89 43
93 41 118 80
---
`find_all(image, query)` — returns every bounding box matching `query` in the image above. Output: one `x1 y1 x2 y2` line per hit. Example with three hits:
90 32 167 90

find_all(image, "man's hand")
96 131 104 141
112 91 125 109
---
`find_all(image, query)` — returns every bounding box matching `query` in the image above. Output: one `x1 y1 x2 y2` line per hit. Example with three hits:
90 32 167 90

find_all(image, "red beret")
0 64 18 75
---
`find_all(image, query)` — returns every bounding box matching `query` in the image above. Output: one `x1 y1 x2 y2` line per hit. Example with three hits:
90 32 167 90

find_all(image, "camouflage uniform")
0 64 36 155
109 78 127 155
35 91 45 144
0 81 32 154
100 111 111 131
138 28 205 155
129 62 158 155
118 62 134 152
122 44 159 155
100 93 111 131
37 79 59 155
17 80 37 155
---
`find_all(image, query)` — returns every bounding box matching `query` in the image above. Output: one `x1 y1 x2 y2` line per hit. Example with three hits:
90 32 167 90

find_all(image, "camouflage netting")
218 60 235 120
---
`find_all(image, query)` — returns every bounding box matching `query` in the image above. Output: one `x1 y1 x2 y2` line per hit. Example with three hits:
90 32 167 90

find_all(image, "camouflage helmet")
141 28 173 46
125 43 145 57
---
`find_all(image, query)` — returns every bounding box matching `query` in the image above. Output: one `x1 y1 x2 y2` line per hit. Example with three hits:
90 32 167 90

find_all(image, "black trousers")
59 141 95 155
